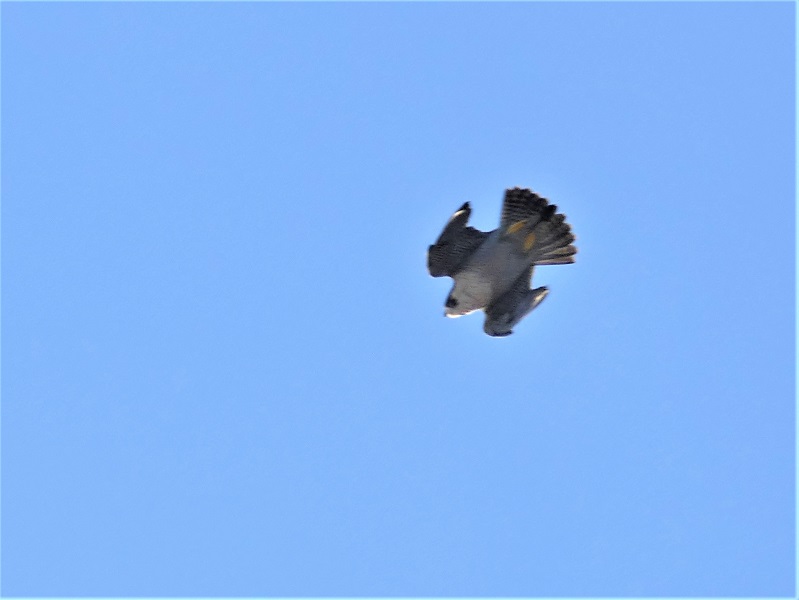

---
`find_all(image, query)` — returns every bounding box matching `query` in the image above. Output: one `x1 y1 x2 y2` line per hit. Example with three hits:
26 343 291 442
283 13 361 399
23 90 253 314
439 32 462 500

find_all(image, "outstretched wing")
427 202 489 277
500 188 554 228
485 266 533 318
501 187 577 266
483 267 548 337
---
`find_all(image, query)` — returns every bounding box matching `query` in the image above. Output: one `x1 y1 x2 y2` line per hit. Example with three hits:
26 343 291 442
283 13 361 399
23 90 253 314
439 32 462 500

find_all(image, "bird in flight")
427 187 577 337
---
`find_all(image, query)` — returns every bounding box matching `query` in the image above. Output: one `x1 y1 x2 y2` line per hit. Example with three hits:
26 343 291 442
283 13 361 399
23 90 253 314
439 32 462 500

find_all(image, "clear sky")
2 2 795 597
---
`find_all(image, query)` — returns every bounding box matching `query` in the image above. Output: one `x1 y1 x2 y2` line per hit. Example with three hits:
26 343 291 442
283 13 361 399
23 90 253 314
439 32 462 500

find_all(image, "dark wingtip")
458 202 470 212
487 330 513 337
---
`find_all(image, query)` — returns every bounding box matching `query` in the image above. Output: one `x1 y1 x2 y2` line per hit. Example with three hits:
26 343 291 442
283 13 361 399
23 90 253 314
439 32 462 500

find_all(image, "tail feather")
529 210 577 265
539 241 577 257
536 222 571 249
534 245 577 265
500 187 578 266
537 231 576 255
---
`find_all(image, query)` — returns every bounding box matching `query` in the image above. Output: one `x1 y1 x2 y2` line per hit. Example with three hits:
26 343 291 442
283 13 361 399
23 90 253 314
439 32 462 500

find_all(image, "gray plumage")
427 187 577 337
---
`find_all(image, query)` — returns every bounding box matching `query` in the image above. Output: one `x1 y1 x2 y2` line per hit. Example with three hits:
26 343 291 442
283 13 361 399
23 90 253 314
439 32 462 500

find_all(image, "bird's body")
446 230 531 316
427 187 577 337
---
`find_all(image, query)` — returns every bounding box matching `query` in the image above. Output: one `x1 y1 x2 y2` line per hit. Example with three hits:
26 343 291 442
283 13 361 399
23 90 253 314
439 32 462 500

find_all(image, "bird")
427 187 577 337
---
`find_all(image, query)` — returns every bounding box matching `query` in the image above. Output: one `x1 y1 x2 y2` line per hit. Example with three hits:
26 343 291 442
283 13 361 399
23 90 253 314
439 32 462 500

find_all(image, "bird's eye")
445 296 458 308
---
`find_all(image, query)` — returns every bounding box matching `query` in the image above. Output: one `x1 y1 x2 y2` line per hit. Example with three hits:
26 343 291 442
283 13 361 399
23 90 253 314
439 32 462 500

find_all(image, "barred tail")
529 209 577 265
500 188 577 266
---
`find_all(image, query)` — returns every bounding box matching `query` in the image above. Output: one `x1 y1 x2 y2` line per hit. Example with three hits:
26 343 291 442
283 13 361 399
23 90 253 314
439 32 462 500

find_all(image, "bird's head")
443 282 483 318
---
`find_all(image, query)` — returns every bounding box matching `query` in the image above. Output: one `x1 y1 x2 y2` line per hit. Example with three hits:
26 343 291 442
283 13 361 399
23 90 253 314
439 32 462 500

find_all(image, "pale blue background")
2 2 795 596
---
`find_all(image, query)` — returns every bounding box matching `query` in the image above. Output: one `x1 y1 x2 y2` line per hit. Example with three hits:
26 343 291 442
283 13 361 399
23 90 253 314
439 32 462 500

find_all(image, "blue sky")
2 2 795 596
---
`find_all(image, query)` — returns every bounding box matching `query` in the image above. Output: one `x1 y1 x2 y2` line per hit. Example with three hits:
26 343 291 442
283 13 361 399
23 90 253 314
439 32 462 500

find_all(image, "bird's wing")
427 202 489 277
499 187 554 229
500 187 577 265
484 266 549 337
486 266 534 318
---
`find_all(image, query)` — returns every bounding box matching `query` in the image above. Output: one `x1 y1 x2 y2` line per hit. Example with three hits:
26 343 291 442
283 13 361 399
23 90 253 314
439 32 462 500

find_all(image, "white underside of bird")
444 268 494 317
444 231 528 317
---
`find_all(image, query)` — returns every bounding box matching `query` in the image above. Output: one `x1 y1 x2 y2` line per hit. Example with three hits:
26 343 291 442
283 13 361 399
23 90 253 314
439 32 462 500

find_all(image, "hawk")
427 187 577 337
